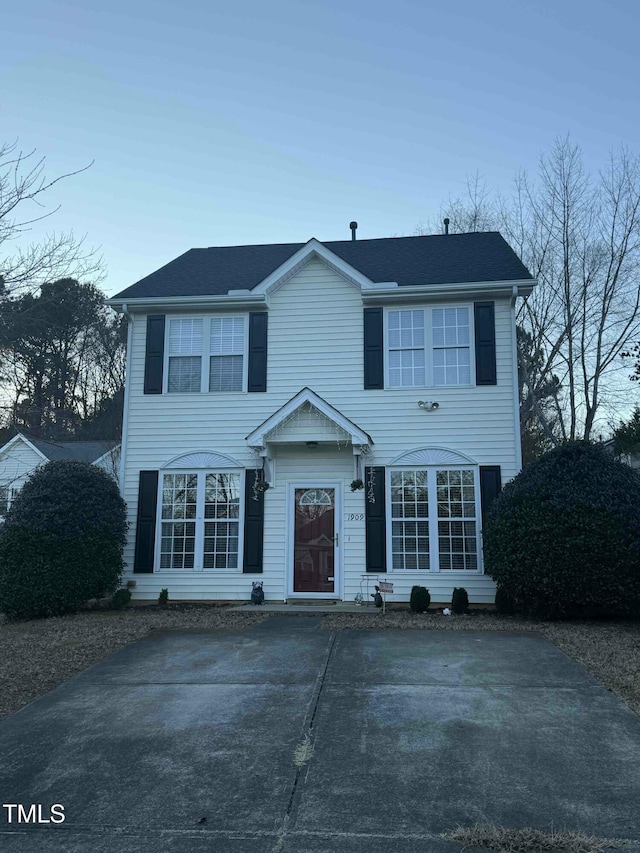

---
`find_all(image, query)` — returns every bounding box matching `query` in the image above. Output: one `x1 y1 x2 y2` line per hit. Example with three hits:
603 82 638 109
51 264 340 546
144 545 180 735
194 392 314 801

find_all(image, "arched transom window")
299 489 332 506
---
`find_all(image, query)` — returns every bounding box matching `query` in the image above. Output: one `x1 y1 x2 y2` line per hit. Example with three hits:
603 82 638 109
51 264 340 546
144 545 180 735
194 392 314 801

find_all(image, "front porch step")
232 601 380 613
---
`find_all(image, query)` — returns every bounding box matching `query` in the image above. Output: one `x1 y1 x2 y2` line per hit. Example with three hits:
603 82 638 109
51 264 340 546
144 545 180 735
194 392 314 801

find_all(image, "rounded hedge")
0 460 128 619
484 442 640 620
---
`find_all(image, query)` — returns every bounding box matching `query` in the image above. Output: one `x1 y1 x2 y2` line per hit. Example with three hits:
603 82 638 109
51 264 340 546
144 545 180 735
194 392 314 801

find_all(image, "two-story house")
108 231 535 604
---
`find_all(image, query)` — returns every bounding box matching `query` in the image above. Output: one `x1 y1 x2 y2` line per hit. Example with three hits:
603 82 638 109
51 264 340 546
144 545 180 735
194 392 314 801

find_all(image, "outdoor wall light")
417 401 439 411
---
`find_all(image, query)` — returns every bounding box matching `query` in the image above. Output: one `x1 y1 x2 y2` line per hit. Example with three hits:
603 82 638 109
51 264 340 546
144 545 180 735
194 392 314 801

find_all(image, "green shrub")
0 460 127 619
410 585 430 613
451 587 469 614
494 585 516 615
158 588 169 606
483 441 640 620
111 588 132 610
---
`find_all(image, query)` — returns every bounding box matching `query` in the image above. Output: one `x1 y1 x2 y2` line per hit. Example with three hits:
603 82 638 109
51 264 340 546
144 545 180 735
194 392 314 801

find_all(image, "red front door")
293 488 335 593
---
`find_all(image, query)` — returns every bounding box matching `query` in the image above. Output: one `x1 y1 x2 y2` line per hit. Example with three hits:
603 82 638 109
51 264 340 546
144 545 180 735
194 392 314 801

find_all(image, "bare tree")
421 138 640 445
0 141 103 295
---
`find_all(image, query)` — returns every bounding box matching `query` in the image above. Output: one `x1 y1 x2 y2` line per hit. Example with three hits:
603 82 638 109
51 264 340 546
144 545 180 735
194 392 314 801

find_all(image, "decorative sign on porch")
378 580 393 614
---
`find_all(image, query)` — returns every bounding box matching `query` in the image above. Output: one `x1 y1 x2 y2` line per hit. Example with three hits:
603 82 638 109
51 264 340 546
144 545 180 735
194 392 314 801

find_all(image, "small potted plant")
350 479 364 492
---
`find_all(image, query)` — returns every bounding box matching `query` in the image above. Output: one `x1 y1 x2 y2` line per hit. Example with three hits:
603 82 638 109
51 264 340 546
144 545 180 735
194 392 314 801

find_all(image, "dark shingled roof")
112 232 533 300
24 437 119 463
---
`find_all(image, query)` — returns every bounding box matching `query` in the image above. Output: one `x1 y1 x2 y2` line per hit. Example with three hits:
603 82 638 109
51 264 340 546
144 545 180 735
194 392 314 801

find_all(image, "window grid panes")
432 308 471 385
390 471 429 570
388 310 425 387
436 469 478 570
160 473 198 569
389 468 479 572
210 317 244 392
158 472 241 571
168 318 204 392
203 473 240 569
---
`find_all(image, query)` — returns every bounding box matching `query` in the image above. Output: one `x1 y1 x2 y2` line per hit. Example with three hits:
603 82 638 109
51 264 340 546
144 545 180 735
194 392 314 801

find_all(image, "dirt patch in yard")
0 606 638 722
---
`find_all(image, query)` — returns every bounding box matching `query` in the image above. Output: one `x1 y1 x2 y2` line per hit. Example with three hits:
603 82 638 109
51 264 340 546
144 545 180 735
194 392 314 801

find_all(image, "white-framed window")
390 470 429 570
0 484 19 518
165 315 247 393
209 316 245 392
387 467 480 572
168 319 203 393
158 471 242 570
432 308 471 386
385 305 473 388
388 310 426 387
0 486 9 518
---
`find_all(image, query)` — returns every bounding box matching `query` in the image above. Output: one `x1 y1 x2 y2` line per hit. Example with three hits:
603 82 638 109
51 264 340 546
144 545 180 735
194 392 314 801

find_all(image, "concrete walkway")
1 617 639 852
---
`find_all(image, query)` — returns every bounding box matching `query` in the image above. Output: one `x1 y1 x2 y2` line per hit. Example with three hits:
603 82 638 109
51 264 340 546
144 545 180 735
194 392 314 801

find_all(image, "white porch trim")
245 387 373 451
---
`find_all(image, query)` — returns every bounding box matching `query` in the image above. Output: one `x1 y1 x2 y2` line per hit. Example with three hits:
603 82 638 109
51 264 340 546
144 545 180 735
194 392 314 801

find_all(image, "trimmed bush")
410 585 431 613
159 588 169 606
451 587 469 614
111 588 132 610
483 441 640 620
494 585 516 615
0 460 127 619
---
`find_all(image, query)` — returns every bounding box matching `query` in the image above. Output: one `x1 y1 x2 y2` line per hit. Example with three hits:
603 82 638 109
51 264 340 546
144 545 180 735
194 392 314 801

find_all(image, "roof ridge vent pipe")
444 218 450 235
350 221 358 241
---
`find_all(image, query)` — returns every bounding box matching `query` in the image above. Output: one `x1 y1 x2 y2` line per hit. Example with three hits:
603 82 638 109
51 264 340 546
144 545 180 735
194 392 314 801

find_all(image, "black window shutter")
133 471 159 573
243 470 264 572
363 308 384 389
479 466 502 527
247 312 268 392
144 315 165 394
365 467 386 572
474 302 496 385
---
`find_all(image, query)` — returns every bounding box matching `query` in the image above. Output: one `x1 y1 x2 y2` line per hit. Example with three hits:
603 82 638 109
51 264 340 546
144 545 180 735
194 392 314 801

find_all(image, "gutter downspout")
119 304 133 494
511 286 523 471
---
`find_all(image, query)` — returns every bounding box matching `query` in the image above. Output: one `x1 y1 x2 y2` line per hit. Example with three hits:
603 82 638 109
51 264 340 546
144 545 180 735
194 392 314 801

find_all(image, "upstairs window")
166 316 246 393
388 310 425 387
168 319 202 393
210 317 245 392
432 308 470 386
385 306 473 388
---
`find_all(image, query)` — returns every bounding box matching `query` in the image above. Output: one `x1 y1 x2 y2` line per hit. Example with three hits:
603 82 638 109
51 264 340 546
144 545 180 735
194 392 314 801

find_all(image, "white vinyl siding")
388 467 480 573
432 308 471 386
386 305 474 388
158 471 241 570
166 315 247 393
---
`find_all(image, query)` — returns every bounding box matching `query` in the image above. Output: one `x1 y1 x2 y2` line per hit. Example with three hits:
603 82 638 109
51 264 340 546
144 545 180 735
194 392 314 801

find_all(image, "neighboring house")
108 231 536 603
0 434 121 518
602 438 640 471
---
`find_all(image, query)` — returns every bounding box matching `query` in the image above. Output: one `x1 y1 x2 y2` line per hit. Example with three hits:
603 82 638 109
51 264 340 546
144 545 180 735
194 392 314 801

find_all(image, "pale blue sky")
2 0 638 296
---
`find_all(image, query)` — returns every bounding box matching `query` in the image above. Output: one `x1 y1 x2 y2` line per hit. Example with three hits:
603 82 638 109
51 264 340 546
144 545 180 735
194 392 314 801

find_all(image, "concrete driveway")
1 616 639 852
